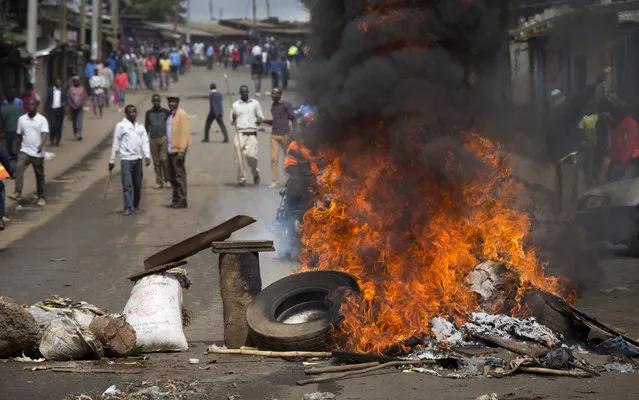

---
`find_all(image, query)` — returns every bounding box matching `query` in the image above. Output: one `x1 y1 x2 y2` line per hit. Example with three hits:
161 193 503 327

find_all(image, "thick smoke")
303 0 506 155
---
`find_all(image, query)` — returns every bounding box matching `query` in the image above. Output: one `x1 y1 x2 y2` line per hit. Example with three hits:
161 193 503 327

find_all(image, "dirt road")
0 67 637 400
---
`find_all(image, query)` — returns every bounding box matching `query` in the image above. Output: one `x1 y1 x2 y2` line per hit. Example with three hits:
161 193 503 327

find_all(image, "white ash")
463 312 561 347
430 317 464 346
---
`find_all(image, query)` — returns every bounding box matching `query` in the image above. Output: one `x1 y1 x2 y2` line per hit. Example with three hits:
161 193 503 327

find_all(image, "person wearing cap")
166 94 191 208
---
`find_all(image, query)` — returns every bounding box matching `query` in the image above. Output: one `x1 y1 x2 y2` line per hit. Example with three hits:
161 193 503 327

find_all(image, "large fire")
299 133 567 354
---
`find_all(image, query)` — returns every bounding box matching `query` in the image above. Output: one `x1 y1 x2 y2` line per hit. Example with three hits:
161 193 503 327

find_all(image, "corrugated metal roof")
144 22 215 38
188 22 247 36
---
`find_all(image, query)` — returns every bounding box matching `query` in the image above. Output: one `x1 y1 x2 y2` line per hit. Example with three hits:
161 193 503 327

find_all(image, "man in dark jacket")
45 78 68 147
546 72 605 215
203 83 228 143
144 94 171 189
0 141 14 230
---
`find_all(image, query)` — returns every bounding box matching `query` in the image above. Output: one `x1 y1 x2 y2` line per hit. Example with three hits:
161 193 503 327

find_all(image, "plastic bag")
123 273 188 352
39 317 103 360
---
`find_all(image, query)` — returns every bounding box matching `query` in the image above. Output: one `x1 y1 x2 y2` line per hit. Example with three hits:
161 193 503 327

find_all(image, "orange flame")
299 133 566 354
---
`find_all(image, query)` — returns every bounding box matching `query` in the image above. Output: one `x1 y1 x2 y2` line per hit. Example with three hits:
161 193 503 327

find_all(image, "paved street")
1 66 639 399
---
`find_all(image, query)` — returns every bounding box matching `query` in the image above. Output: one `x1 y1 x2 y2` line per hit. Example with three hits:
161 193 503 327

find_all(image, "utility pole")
265 0 271 19
80 0 87 80
61 0 68 81
186 0 191 44
27 0 37 85
112 0 119 51
174 0 179 34
97 0 103 59
253 0 257 26
91 0 99 60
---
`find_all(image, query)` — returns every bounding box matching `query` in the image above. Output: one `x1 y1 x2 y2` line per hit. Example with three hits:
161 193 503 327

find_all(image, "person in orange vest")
284 112 319 177
0 141 13 230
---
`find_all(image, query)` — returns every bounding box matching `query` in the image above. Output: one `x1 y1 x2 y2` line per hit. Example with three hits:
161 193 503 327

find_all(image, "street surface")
0 67 638 400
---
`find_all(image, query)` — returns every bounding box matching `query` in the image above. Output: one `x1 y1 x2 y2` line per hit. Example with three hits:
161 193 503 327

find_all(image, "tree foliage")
299 0 313 11
122 0 186 23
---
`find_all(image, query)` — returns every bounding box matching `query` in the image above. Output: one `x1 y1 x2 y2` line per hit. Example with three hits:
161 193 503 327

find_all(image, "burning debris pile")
270 0 639 381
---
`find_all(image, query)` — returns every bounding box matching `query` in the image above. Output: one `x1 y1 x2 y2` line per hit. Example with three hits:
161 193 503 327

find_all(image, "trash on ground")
595 336 639 357
189 358 200 364
39 317 103 360
476 394 499 400
11 352 45 363
303 392 336 400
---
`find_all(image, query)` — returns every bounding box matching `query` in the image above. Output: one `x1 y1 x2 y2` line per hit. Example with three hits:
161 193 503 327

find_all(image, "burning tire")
246 271 359 351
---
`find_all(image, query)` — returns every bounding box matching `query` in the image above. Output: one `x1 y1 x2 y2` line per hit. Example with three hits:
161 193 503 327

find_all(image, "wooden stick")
50 368 142 374
296 360 431 385
517 366 591 377
102 170 111 201
207 348 332 358
305 362 380 375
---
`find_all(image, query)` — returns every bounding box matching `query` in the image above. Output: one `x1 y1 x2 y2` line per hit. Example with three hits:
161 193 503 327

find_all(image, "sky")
189 0 310 22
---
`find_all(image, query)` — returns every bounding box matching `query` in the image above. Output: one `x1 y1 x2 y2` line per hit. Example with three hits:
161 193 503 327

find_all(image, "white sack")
123 274 188 352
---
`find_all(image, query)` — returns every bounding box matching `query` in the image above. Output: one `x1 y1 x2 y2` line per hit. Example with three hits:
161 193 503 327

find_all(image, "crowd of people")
0 36 316 227
546 70 639 214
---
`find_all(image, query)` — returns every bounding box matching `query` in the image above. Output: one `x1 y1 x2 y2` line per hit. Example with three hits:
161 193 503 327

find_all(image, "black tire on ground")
246 271 359 351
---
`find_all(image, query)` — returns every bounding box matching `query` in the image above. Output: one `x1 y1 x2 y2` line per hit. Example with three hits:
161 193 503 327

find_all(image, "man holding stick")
231 85 264 186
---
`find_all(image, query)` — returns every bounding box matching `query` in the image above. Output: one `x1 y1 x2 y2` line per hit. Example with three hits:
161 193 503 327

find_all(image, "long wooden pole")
207 348 331 358
296 360 434 385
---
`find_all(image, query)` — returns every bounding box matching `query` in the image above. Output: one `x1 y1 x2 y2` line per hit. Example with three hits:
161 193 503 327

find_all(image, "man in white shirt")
89 70 106 118
231 85 264 186
252 44 262 57
109 104 151 216
11 99 49 206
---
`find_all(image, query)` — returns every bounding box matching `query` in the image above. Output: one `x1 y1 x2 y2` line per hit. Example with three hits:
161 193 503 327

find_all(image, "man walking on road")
67 77 88 141
166 95 191 208
109 105 151 216
264 89 296 188
101 62 114 108
144 94 171 189
11 99 48 206
90 70 106 118
231 85 264 186
1 89 24 159
251 55 264 97
45 78 67 147
203 83 229 143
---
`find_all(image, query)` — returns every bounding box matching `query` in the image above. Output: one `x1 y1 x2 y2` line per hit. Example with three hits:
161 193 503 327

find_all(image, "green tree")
123 0 186 23
299 0 313 11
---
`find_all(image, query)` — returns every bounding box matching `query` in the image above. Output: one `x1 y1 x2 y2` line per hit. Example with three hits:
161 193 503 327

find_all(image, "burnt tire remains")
246 271 359 351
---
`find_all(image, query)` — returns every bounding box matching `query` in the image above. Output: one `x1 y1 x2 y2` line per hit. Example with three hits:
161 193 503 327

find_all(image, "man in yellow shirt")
159 56 171 91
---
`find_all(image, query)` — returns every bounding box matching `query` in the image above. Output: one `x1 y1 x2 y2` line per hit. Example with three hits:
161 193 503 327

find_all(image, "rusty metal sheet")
143 215 257 269
211 240 275 253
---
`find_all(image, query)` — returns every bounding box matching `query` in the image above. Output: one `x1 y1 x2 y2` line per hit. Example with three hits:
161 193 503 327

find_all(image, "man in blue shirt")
206 44 214 70
169 49 181 83
268 56 282 90
85 59 96 87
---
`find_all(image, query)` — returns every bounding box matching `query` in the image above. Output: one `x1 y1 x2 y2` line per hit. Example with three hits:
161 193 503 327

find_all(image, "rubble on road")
63 379 205 400
0 296 41 357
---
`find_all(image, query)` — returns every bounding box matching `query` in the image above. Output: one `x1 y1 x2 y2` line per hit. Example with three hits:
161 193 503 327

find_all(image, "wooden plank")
541 291 639 348
211 240 274 249
126 260 188 281
143 215 256 269
212 247 275 254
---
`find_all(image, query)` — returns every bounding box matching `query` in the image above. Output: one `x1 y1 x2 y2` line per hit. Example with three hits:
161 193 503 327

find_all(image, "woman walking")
114 67 129 112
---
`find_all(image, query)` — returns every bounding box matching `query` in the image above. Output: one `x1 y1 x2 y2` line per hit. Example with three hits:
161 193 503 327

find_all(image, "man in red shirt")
144 55 155 91
607 107 639 181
